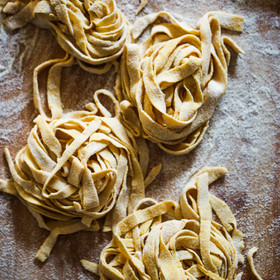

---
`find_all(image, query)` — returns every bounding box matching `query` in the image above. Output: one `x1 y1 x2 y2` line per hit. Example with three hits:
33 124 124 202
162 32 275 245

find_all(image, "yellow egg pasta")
2 0 130 73
0 2 266 277
116 11 244 154
136 0 148 15
0 89 156 262
247 247 263 280
33 53 75 119
82 167 245 280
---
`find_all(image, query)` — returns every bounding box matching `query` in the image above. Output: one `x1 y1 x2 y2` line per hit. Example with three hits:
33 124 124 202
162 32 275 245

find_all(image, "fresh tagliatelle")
0 89 161 262
1 0 129 73
81 167 245 280
116 11 244 154
247 248 264 280
0 0 267 276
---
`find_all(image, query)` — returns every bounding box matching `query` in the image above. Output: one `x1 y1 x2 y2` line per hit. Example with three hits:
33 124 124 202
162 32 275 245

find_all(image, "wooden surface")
0 0 279 279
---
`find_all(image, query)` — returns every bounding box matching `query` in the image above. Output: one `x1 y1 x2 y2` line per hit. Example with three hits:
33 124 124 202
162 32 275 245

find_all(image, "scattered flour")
0 0 279 279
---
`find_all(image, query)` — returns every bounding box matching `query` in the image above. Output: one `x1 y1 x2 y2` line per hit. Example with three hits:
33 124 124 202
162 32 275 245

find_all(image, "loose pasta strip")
247 247 263 280
1 0 130 73
33 53 75 119
0 90 156 262
136 0 148 15
116 11 244 154
82 167 245 279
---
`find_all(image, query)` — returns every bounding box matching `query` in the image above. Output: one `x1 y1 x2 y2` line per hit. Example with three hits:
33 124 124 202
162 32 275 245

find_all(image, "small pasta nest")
3 91 149 262
116 11 244 154
2 0 130 73
83 167 244 279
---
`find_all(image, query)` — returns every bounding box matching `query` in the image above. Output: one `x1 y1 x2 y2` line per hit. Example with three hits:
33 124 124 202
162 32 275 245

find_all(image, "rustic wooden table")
0 0 279 279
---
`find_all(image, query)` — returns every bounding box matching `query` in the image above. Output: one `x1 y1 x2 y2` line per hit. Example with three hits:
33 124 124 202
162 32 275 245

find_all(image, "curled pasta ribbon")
247 247 263 280
2 0 129 73
82 167 245 279
136 0 148 15
116 11 244 154
33 53 75 119
0 90 153 262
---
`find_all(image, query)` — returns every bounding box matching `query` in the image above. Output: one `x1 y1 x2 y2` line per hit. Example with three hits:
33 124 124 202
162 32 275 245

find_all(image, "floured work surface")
0 0 279 279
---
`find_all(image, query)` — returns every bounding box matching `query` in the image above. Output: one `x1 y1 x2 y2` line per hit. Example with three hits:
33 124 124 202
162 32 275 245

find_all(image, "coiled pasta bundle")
82 167 244 279
1 90 152 262
116 11 244 154
2 0 129 73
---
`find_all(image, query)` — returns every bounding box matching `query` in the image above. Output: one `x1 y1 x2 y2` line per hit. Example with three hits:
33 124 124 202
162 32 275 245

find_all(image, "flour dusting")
0 1 279 279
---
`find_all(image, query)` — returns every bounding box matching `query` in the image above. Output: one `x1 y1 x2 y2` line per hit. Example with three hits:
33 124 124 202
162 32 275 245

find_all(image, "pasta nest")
3 91 148 261
2 0 129 73
117 11 244 154
83 167 244 280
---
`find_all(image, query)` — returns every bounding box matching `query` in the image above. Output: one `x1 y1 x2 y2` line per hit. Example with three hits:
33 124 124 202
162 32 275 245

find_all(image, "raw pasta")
1 0 130 73
116 11 244 154
247 248 263 280
0 89 152 262
82 167 245 280
136 0 148 15
0 1 265 277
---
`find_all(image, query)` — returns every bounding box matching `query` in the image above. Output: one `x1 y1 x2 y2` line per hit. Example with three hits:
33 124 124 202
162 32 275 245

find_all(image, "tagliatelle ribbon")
247 247 263 280
136 0 148 15
0 88 163 262
0 2 265 276
116 11 244 155
1 0 130 73
82 167 245 280
33 53 75 119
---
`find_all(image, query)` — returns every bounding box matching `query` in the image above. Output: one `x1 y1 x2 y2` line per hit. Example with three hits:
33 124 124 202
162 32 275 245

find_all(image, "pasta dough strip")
0 90 154 262
116 11 244 155
2 0 130 72
247 247 263 280
83 167 245 280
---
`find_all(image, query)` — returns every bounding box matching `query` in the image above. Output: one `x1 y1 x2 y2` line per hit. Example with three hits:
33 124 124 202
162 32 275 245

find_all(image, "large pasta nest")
2 0 129 73
4 91 149 261
117 12 243 154
86 167 244 280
